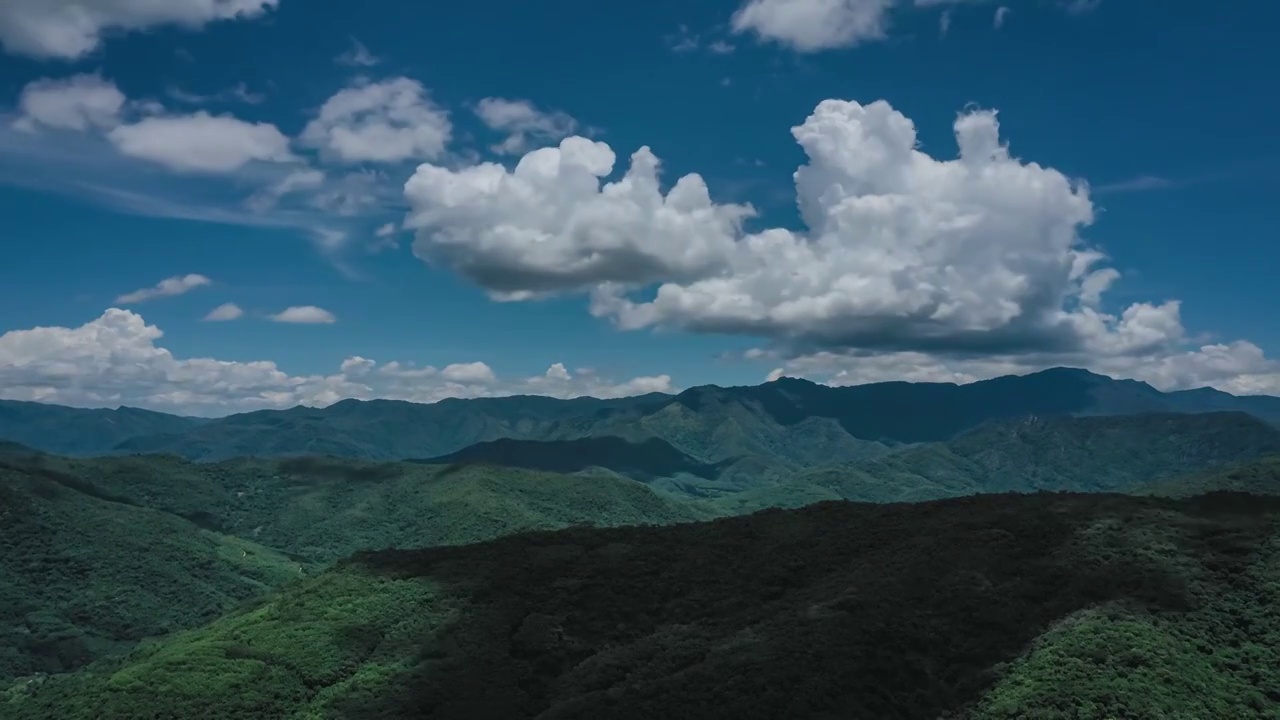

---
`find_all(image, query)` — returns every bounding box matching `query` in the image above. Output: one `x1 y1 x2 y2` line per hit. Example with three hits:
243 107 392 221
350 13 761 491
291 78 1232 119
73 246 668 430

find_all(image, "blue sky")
0 0 1277 415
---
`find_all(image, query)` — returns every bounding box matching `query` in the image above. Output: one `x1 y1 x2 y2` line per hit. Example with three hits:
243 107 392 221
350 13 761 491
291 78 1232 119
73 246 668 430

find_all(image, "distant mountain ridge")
4 367 1280 462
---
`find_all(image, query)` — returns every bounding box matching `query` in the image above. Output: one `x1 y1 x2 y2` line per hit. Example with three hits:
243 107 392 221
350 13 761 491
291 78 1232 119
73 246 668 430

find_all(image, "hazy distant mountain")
0 400 204 456
5 368 1280 463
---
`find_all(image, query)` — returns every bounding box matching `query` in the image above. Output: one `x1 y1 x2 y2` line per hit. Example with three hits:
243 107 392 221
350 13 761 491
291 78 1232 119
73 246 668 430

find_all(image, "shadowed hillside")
413 436 724 482
13 492 1280 719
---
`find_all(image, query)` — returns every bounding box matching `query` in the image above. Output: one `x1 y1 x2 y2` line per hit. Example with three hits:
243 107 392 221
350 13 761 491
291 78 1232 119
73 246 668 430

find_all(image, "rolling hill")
0 447 707 686
12 491 1280 719
711 411 1280 513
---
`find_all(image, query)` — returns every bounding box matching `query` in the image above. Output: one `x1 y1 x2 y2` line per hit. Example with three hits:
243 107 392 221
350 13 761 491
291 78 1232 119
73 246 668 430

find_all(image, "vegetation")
0 456 305 682
12 492 1280 718
0 449 705 686
7 370 1280 716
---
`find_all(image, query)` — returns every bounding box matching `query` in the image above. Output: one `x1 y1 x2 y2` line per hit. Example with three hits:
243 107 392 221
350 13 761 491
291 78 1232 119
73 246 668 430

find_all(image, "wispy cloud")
1092 174 1176 194
166 83 266 105
116 274 212 304
336 39 380 67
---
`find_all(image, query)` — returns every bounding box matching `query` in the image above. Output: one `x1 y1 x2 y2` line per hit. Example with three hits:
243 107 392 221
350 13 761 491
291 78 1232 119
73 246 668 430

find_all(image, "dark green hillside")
15 492 1280 719
0 400 203 457
0 458 304 683
414 436 723 482
1137 455 1280 498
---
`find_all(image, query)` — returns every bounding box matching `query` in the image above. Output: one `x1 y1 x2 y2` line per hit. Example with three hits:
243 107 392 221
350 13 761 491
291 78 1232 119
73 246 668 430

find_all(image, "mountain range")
6 367 1280 467
7 367 1280 717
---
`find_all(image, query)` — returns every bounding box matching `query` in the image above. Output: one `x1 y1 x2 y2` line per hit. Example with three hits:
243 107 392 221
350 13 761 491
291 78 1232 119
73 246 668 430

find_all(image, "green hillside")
714 411 1280 513
12 491 1280 719
0 457 304 682
0 448 706 687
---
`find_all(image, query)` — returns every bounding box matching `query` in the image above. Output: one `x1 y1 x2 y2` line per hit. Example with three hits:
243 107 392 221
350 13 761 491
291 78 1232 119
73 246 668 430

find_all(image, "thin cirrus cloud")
115 274 212 304
268 305 337 324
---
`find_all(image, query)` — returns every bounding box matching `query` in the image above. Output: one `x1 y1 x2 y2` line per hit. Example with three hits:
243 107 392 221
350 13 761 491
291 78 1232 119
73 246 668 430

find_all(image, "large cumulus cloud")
404 98 1181 361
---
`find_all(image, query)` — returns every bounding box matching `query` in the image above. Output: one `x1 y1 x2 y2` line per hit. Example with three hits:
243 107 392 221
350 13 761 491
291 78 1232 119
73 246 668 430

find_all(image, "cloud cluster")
0 310 676 415
406 99 1156 355
405 136 754 299
0 0 277 59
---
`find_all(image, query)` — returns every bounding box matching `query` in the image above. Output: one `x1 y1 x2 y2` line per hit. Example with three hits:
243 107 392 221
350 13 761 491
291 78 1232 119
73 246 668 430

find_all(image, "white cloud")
440 361 496 384
108 111 294 173
268 306 337 324
335 38 379 67
300 77 451 164
0 309 677 415
473 97 579 155
731 0 896 52
13 74 125 131
404 136 753 299
408 100 1158 355
203 302 243 321
375 222 398 237
993 5 1010 28
0 0 278 60
115 273 212 304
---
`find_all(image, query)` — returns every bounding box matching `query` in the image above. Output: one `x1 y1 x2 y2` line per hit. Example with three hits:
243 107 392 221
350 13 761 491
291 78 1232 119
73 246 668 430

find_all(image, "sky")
0 0 1277 416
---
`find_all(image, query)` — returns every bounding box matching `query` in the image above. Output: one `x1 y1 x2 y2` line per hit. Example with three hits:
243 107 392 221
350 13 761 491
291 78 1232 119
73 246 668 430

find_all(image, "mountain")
6 368 1280 464
0 400 204 457
13 491 1280 719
